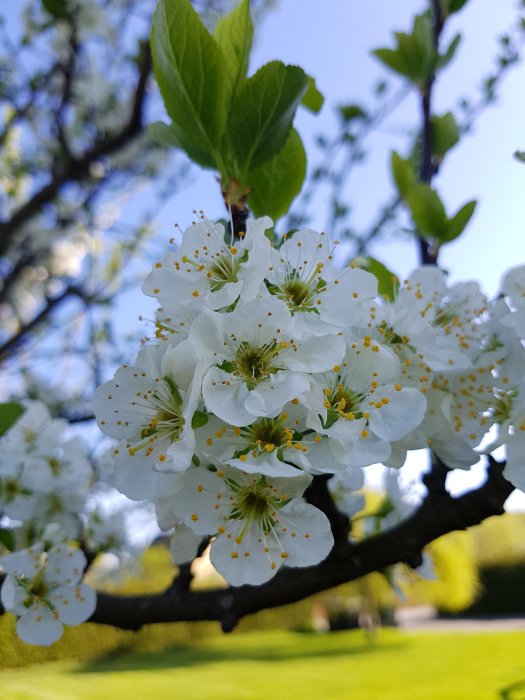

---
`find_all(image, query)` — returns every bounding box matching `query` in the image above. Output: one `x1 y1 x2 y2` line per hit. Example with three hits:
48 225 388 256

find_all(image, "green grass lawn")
1 628 524 700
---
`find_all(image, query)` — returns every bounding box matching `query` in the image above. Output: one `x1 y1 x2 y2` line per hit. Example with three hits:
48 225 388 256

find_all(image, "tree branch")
417 0 443 266
0 42 152 258
0 285 90 361
86 457 513 633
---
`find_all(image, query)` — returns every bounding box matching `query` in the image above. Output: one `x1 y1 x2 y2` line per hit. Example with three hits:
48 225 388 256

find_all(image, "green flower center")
208 253 242 291
324 377 366 427
272 267 326 314
228 476 286 531
222 342 282 390
128 376 184 456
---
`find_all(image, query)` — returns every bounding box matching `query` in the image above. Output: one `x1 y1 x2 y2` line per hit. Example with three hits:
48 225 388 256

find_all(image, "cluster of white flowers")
92 216 525 588
0 402 93 539
0 402 129 645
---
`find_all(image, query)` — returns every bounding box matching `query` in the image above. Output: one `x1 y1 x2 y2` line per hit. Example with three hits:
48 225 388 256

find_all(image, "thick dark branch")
88 458 513 633
0 43 152 257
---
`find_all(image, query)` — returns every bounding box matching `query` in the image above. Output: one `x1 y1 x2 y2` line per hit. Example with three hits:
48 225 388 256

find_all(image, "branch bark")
86 457 513 633
0 42 152 258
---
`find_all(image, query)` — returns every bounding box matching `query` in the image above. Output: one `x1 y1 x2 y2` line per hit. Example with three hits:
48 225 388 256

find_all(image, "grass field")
1 628 525 700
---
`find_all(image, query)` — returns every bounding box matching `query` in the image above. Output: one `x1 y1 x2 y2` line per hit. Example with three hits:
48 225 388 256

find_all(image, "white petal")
203 368 254 426
368 388 426 441
50 583 97 625
244 372 309 418
17 606 63 646
276 502 334 568
281 334 345 373
169 524 202 564
211 520 282 586
46 545 86 586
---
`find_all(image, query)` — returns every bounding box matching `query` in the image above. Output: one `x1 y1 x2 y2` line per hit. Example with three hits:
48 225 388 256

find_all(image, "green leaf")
443 200 477 242
373 48 411 78
338 104 367 123
0 402 25 437
151 0 227 170
355 257 399 301
430 112 460 160
373 14 436 85
437 33 462 70
247 128 307 221
147 121 216 168
514 150 525 163
192 410 209 429
214 0 253 107
41 0 69 19
301 75 324 113
391 151 415 198
440 0 469 16
226 61 308 176
0 528 15 552
405 183 448 239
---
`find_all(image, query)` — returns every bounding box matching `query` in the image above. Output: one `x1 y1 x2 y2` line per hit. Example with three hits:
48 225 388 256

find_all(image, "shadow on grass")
72 631 407 675
500 678 525 699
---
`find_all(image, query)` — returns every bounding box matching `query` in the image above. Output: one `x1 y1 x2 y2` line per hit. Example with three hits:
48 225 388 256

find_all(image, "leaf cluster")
150 0 320 220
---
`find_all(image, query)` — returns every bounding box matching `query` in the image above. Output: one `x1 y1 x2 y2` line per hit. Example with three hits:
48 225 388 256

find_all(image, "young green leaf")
151 0 227 170
338 104 367 123
192 410 209 429
225 61 308 177
440 0 469 17
0 528 16 553
356 257 400 301
0 402 24 437
214 0 253 107
247 128 307 221
405 183 448 240
373 48 411 78
301 75 325 113
391 151 415 198
373 14 436 85
148 121 216 168
41 0 69 19
430 112 460 160
514 150 525 163
437 33 462 70
443 200 477 242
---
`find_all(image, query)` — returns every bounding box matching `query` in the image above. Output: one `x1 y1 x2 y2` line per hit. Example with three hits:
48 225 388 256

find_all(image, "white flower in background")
0 403 94 534
0 544 96 646
171 465 334 586
501 264 525 309
84 509 130 556
377 268 473 372
304 337 426 468
265 229 377 337
186 296 345 426
93 344 202 498
142 216 272 312
169 523 203 565
328 468 365 518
